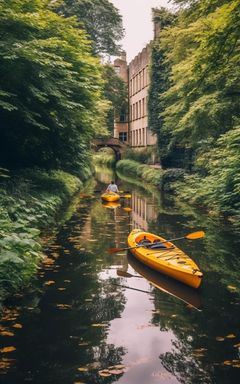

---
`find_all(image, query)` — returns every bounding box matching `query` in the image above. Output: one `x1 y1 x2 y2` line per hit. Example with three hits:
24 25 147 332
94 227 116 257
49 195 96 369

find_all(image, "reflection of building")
131 192 157 231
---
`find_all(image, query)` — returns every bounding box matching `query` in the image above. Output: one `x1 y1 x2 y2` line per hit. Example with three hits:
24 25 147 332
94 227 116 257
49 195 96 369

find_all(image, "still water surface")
0 168 240 384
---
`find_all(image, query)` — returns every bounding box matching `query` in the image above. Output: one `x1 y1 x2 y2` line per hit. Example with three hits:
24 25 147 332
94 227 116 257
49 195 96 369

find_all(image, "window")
114 66 120 74
119 132 127 142
139 100 141 118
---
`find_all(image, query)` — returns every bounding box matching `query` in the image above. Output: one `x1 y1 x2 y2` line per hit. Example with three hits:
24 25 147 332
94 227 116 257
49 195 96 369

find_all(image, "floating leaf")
108 369 123 375
12 324 22 329
91 323 108 327
0 331 14 337
216 336 225 341
233 343 240 348
77 367 88 372
227 285 237 291
0 346 16 353
226 334 236 339
45 280 55 285
56 304 71 309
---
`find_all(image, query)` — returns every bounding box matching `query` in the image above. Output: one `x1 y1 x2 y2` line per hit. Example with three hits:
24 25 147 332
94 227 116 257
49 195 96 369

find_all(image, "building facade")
113 45 157 148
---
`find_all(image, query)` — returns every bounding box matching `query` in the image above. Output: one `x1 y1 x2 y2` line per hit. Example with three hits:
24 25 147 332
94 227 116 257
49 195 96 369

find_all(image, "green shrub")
0 168 83 304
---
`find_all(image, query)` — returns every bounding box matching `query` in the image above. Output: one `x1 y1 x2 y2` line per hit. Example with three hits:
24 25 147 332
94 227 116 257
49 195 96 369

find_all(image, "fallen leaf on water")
64 280 71 283
233 343 240 348
78 342 90 346
226 334 236 339
85 299 93 302
108 369 123 375
77 367 88 372
58 288 66 291
45 280 55 286
0 346 16 353
216 337 225 341
56 304 71 309
12 324 22 329
98 369 111 377
91 323 108 327
227 285 237 291
0 331 14 337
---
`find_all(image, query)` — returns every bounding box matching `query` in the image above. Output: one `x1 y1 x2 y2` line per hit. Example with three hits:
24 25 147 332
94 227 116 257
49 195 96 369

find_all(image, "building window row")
130 66 149 96
130 97 147 121
132 128 146 147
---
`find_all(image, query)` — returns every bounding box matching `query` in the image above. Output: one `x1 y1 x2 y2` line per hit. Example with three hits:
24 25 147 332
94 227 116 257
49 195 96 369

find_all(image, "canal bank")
0 168 91 308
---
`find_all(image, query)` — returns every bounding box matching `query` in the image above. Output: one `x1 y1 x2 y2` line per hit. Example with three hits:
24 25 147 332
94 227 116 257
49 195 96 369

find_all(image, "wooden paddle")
117 270 142 278
108 231 205 254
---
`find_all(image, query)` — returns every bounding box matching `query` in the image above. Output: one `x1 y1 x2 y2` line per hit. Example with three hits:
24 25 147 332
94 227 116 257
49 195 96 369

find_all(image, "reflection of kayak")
102 201 121 209
127 229 203 289
101 192 120 202
127 253 202 310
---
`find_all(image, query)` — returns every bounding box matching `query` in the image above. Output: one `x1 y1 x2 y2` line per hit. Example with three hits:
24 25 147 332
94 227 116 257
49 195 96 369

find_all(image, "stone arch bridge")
92 137 126 161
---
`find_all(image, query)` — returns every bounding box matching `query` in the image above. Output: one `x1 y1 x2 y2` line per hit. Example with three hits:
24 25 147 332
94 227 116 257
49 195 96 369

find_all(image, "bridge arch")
92 137 126 161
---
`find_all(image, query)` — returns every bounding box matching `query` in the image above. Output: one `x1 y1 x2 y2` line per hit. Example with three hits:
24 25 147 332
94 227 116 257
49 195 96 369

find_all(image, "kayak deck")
127 229 203 289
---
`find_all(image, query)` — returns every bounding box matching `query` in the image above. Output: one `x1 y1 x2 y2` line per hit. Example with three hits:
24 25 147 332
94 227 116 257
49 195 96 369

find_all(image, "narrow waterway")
0 167 240 384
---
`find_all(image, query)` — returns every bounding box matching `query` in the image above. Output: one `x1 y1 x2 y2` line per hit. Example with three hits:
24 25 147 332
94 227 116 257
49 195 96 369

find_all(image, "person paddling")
106 181 119 194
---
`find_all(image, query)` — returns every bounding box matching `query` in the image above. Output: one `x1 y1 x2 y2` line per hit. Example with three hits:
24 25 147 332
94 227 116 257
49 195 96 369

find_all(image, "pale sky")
110 0 172 62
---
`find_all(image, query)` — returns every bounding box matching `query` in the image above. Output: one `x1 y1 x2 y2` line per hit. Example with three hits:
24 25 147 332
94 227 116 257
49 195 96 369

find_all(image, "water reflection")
0 167 240 384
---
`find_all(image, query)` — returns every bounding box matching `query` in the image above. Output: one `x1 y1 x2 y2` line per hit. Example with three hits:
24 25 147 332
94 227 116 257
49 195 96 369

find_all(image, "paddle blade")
108 247 124 254
117 270 133 278
185 231 205 240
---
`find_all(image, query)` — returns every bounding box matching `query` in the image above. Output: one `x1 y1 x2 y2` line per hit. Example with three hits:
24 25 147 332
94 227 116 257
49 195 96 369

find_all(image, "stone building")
113 41 158 148
128 44 157 147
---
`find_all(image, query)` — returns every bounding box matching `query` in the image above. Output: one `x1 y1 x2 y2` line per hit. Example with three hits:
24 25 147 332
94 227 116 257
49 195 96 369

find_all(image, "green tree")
0 0 108 173
148 8 176 165
102 65 128 135
58 0 124 56
160 0 240 149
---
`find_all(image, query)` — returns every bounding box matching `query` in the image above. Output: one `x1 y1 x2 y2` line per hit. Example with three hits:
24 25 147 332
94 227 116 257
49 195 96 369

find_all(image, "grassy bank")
0 168 85 307
116 159 162 187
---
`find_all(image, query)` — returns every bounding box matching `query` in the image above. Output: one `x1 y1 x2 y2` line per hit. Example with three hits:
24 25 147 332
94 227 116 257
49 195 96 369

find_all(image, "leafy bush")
92 151 115 167
0 168 82 304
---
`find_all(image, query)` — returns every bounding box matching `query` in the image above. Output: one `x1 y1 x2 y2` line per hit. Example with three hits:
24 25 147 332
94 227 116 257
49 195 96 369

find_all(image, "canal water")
0 168 240 384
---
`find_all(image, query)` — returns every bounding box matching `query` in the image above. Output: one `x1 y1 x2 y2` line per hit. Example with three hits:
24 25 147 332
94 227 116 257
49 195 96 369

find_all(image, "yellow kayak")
127 229 203 289
102 201 121 209
101 192 120 202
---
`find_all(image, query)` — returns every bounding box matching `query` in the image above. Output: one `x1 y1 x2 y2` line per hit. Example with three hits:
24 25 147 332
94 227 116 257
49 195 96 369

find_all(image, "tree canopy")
58 0 124 56
0 0 109 173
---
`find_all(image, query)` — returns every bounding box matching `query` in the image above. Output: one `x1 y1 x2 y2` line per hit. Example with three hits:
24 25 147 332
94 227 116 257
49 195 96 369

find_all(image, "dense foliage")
149 0 240 219
102 65 128 134
0 0 109 174
58 0 124 56
0 168 82 304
